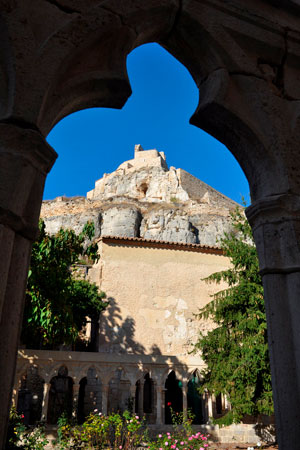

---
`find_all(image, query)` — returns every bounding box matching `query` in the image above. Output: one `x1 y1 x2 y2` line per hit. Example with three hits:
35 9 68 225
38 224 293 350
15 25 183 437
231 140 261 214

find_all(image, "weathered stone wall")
88 240 229 357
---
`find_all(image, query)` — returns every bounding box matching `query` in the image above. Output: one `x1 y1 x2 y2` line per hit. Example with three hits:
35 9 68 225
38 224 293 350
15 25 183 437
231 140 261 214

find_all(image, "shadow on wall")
98 297 164 356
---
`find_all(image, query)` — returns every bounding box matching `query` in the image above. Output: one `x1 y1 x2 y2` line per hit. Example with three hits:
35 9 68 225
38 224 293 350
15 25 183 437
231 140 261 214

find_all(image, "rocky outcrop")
100 207 142 238
41 146 239 246
141 209 197 244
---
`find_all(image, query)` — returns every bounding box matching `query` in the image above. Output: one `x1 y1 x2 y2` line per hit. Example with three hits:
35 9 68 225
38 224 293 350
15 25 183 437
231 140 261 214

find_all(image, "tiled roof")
100 235 224 255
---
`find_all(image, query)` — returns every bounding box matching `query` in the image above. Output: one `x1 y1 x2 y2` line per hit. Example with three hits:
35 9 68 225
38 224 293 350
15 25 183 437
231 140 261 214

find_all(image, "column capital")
0 123 57 240
246 193 300 275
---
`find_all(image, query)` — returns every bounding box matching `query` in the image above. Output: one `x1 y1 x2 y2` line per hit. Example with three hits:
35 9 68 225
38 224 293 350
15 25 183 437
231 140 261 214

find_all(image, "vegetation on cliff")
21 221 107 348
193 208 273 424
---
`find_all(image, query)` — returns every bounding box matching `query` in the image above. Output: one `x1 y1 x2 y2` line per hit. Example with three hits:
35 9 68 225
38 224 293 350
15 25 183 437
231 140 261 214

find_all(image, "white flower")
94 409 98 412
247 447 254 450
257 443 262 448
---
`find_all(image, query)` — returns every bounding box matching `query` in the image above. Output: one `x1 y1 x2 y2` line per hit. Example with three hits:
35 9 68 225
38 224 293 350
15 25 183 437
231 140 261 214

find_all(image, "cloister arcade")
13 360 210 428
0 1 300 448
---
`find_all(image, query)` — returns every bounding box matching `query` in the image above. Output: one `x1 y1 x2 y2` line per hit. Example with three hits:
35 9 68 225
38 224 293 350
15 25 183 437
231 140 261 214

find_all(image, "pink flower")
180 442 184 446
200 448 205 450
119 447 122 449
165 442 169 446
158 435 162 438
188 437 193 441
204 445 208 448
135 415 139 419
171 445 176 449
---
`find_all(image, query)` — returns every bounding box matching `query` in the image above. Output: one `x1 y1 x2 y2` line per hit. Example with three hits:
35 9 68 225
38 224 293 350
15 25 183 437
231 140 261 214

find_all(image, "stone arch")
47 365 74 425
107 367 131 414
78 367 102 424
0 4 300 449
77 364 101 384
187 369 204 425
23 2 284 203
16 365 45 426
164 370 183 424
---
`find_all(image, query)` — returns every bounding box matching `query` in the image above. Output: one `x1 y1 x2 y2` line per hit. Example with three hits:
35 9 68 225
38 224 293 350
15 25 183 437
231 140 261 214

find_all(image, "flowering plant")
148 431 209 450
148 407 210 450
6 407 49 450
55 409 145 450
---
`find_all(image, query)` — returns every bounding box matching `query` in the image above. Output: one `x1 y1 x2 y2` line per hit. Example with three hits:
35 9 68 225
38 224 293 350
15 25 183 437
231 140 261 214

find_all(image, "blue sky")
45 43 249 205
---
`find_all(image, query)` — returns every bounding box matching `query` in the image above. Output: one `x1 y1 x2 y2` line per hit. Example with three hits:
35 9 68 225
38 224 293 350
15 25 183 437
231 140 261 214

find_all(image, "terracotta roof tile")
100 235 224 255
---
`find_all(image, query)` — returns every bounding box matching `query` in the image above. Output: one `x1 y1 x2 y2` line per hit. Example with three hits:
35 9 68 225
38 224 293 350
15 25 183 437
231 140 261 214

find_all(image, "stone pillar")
246 194 300 450
41 382 51 422
101 385 109 415
207 394 213 422
138 380 144 419
72 383 80 419
156 386 163 425
182 381 187 419
130 385 136 413
11 387 18 408
0 123 57 449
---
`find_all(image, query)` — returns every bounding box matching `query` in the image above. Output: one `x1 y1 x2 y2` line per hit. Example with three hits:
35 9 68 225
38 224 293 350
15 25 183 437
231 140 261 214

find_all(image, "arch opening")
165 371 183 425
47 366 73 425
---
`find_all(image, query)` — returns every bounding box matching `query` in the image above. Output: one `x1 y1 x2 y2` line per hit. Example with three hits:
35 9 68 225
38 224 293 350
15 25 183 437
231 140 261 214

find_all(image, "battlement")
116 144 168 172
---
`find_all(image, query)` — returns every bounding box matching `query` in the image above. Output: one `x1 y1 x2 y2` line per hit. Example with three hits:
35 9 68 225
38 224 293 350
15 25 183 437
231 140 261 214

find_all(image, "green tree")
193 208 273 424
22 220 107 348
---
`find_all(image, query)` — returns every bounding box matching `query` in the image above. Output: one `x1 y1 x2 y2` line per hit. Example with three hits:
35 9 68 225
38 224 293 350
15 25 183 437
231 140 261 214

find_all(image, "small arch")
77 367 102 424
17 366 45 426
47 365 73 424
165 370 183 424
108 368 131 414
187 370 204 424
143 373 154 414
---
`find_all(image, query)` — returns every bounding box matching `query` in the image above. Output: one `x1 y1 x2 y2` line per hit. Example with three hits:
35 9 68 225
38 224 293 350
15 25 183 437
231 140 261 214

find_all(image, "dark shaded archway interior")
165 371 183 424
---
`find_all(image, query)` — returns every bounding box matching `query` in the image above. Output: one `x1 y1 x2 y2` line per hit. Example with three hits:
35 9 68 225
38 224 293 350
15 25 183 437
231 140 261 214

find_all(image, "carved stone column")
182 381 187 419
101 385 109 415
138 380 144 419
41 382 51 422
130 385 136 413
156 386 163 425
72 383 80 419
247 194 300 450
207 393 213 422
0 123 57 449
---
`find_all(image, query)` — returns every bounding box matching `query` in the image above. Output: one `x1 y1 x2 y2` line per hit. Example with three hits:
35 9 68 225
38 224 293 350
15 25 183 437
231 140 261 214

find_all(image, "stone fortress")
41 144 236 246
14 147 274 443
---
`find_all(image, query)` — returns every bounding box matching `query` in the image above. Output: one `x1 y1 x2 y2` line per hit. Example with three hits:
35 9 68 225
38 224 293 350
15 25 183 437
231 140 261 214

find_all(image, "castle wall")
178 169 238 208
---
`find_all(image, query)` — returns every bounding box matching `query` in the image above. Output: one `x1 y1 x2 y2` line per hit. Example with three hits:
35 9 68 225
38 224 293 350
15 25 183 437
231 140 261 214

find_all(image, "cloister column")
130 385 136 413
72 383 80 419
246 194 300 450
156 386 163 425
206 393 213 422
101 385 109 415
182 381 187 419
138 380 144 419
41 382 51 422
0 123 57 448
